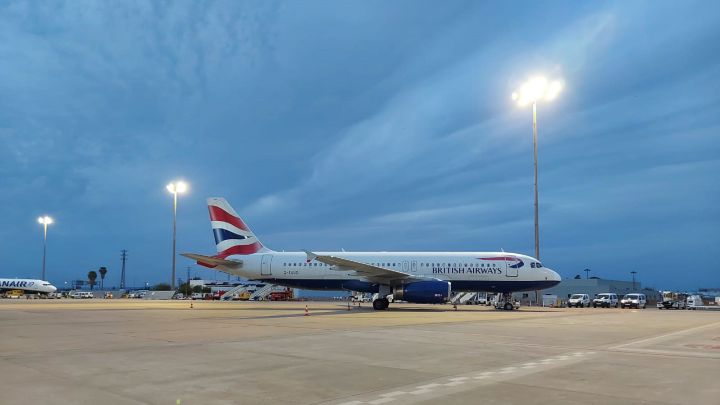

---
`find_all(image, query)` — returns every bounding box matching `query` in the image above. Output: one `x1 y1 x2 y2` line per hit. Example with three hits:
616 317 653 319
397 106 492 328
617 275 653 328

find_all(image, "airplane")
0 278 57 296
183 198 561 310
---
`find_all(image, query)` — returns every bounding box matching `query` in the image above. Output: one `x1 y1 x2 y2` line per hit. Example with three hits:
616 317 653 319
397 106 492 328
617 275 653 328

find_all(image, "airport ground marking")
332 351 594 404
608 321 720 351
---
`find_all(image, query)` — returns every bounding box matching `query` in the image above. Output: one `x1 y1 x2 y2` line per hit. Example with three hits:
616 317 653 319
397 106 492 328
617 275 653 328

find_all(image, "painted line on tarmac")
607 321 720 359
334 351 595 405
608 321 720 350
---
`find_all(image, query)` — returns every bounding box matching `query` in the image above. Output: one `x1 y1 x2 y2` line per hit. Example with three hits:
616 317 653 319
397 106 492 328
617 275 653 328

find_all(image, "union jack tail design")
207 197 269 257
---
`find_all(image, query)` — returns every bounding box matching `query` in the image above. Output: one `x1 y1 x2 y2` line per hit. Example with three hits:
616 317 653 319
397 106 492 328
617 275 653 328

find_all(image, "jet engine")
393 280 451 304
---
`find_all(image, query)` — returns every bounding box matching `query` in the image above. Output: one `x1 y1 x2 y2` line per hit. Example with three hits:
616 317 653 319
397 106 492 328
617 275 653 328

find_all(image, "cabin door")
261 255 272 276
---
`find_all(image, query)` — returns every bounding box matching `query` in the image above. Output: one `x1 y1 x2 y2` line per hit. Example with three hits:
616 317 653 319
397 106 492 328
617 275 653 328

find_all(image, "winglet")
303 250 318 263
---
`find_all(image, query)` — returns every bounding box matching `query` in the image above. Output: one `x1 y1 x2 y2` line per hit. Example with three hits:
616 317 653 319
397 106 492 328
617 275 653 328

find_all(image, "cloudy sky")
1 0 718 290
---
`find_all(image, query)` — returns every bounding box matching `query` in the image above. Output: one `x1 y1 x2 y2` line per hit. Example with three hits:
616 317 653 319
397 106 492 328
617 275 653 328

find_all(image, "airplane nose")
50 286 57 292
547 268 561 282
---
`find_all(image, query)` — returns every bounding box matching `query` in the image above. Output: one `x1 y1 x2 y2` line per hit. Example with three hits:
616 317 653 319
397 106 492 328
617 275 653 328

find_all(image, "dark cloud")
0 0 717 290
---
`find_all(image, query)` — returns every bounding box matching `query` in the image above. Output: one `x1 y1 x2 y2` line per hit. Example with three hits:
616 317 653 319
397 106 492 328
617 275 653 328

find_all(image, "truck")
268 288 293 301
657 291 687 309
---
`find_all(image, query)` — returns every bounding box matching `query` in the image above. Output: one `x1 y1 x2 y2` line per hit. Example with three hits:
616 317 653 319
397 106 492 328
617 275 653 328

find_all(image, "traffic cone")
190 302 193 309
304 305 310 316
453 303 457 311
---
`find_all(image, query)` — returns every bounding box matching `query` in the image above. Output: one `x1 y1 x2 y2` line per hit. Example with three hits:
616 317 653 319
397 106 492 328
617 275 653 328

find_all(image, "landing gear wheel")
373 298 389 310
503 302 514 311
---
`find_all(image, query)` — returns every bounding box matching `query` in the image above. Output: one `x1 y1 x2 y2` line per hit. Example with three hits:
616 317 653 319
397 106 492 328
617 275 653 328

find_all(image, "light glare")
512 76 563 106
38 216 53 225
167 181 188 194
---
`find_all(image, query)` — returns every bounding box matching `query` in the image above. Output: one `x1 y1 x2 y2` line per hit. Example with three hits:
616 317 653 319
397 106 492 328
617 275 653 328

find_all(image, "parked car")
567 294 591 308
592 293 619 308
191 293 204 300
620 293 646 309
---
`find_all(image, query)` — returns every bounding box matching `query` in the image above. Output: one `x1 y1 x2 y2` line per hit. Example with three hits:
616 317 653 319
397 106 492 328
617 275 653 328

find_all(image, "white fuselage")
0 278 57 294
216 251 560 293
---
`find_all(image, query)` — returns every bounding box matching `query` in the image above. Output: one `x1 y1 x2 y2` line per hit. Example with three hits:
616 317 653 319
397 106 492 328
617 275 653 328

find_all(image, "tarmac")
0 300 718 404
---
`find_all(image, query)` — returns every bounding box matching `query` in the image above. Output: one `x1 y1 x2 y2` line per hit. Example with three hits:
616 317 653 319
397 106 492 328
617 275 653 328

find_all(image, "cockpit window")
530 262 543 268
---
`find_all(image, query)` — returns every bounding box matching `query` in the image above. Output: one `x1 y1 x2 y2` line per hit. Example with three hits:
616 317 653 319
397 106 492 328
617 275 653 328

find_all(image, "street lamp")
166 181 188 290
512 76 563 262
584 268 591 279
630 271 637 291
37 215 53 280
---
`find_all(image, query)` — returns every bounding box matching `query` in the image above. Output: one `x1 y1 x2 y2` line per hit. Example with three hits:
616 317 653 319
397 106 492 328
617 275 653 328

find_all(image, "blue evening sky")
1 1 718 290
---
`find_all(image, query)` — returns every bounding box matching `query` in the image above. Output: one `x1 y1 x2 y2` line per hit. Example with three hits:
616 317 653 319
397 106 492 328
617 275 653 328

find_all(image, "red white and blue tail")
208 197 270 257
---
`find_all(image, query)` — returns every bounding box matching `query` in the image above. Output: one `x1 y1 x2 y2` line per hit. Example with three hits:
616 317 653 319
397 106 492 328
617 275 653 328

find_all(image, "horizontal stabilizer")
181 253 242 269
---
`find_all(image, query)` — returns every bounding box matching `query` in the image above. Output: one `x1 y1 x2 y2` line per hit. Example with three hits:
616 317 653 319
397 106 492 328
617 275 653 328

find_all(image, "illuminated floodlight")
38 216 53 225
512 76 563 106
166 181 188 194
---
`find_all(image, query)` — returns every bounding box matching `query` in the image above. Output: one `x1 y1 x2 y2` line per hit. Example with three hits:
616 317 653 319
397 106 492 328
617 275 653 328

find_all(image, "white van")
621 293 647 309
568 294 591 308
593 293 619 308
686 295 704 309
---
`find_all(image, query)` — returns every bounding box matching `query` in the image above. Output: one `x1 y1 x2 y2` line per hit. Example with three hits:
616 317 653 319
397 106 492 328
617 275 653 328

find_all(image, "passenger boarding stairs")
221 284 251 301
249 284 274 300
451 292 478 304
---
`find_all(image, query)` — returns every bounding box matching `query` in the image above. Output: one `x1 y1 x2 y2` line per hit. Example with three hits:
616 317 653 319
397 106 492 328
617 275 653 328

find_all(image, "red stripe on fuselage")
208 206 250 231
217 242 263 257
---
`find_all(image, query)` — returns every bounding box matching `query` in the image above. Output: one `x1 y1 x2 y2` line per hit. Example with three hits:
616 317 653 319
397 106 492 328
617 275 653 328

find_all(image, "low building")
514 277 659 305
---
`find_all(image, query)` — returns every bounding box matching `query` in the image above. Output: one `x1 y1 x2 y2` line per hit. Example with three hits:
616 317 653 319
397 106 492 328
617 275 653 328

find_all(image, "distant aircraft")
0 278 57 295
183 198 561 310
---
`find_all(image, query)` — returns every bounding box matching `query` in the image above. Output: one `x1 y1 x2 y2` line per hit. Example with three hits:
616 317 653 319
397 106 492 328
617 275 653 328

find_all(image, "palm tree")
98 267 108 290
87 271 98 290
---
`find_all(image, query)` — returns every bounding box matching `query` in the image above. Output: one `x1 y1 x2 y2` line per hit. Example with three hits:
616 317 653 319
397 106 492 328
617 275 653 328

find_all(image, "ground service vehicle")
593 293 619 308
657 291 687 309
568 294 590 307
5 289 24 298
686 295 704 309
621 293 646 309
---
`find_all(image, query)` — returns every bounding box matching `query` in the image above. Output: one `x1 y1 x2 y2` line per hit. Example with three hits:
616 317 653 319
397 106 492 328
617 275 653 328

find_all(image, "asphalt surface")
0 300 718 404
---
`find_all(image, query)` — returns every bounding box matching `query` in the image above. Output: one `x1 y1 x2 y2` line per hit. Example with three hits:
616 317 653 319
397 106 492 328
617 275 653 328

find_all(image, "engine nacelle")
393 280 451 304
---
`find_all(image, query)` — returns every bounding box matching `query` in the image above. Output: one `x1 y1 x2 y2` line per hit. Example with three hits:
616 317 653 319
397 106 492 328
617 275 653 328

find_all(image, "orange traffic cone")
304 305 310 316
190 302 193 309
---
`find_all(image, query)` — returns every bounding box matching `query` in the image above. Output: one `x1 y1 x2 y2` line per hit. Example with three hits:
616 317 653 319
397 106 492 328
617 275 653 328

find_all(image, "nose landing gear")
494 292 518 311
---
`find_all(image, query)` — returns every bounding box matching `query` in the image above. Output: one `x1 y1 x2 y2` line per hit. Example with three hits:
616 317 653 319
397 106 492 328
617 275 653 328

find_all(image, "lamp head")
166 181 188 194
513 76 563 106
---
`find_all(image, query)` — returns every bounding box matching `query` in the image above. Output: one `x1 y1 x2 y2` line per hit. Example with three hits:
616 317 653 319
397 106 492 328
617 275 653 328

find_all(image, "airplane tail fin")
207 197 270 257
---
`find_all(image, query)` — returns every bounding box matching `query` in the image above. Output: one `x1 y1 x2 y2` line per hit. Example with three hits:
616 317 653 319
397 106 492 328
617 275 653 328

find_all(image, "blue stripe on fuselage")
257 278 559 293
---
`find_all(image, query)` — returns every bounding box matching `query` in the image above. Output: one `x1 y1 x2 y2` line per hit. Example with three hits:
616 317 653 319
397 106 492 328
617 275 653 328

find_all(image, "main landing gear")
373 298 389 310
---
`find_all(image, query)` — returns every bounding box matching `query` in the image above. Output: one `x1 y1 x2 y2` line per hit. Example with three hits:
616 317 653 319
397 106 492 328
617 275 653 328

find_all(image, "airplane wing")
181 253 242 269
304 250 418 283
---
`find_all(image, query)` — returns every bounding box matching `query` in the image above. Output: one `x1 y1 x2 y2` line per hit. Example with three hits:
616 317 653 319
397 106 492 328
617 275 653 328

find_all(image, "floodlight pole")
533 101 540 262
533 101 540 306
41 221 48 280
171 190 178 290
